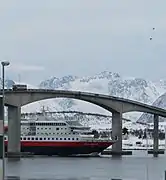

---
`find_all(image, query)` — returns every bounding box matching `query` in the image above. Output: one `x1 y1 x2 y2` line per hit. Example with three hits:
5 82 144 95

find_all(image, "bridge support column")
111 112 122 156
7 105 21 160
153 114 159 157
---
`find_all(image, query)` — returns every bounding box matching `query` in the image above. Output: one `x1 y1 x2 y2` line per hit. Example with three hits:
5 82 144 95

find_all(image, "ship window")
48 138 50 140
40 138 42 140
28 137 30 140
60 138 62 140
32 137 34 140
52 138 54 140
76 138 79 140
56 138 58 140
44 138 46 140
35 138 38 140
49 128 51 130
23 137 26 140
68 138 70 140
64 138 66 140
20 137 22 140
72 138 74 140
45 128 47 129
56 128 59 130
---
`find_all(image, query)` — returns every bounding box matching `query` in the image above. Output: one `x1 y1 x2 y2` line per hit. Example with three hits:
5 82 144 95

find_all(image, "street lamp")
1 61 10 180
1 61 10 104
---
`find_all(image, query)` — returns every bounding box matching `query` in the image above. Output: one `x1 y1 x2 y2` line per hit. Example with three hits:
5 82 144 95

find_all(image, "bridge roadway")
1 88 166 159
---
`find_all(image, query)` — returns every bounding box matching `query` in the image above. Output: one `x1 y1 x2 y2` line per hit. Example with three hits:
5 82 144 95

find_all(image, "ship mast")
41 105 46 116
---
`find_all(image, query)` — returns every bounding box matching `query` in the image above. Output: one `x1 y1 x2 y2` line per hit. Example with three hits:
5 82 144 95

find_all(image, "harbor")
5 151 166 180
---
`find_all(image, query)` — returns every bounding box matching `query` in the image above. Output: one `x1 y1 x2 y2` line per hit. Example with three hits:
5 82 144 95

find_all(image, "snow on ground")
95 121 166 150
107 135 166 150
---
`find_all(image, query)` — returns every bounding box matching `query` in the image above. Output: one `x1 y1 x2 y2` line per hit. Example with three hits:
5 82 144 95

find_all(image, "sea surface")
5 151 166 180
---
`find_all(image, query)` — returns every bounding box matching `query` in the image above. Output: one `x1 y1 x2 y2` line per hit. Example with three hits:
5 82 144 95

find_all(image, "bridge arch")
12 91 118 113
4 89 166 158
3 89 166 117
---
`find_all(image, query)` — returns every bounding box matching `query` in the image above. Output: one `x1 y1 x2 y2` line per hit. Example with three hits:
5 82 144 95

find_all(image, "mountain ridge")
25 71 166 121
2 71 166 122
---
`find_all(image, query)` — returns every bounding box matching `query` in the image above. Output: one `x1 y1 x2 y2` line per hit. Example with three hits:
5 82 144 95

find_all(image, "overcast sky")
0 0 166 85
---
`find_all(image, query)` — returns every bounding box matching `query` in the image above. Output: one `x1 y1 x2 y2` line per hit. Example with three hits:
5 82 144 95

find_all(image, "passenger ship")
4 117 116 156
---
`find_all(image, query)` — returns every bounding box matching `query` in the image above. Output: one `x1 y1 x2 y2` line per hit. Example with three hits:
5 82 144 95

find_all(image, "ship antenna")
42 106 47 117
18 74 21 83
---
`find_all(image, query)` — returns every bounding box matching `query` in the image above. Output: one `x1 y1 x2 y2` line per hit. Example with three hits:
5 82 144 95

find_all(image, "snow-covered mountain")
137 92 166 123
19 71 166 121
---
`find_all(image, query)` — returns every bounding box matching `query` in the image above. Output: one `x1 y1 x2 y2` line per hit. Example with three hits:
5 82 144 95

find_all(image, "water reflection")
6 151 166 180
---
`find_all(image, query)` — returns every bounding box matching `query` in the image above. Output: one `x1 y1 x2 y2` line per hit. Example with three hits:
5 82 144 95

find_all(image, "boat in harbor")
4 117 116 156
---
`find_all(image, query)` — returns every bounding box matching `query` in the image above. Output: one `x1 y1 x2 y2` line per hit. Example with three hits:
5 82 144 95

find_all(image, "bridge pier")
153 114 159 157
7 105 21 160
111 112 122 156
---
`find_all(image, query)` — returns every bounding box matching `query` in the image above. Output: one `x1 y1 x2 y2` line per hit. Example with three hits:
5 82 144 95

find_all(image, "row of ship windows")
4 137 79 141
21 123 66 126
22 127 67 130
21 132 76 135
35 132 74 135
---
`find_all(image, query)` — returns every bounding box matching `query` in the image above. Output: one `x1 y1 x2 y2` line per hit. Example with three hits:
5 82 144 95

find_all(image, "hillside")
17 71 166 121
137 92 166 123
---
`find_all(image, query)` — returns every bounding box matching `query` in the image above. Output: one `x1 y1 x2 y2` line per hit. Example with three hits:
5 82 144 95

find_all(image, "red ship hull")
4 140 114 156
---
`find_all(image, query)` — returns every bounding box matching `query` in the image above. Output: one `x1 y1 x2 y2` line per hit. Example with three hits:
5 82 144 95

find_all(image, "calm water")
5 151 166 180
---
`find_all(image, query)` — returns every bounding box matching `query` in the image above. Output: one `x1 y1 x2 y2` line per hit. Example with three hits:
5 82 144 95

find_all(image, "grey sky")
0 0 166 85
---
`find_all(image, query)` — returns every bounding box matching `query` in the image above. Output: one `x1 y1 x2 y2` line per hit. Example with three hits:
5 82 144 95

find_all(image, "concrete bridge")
2 89 166 158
